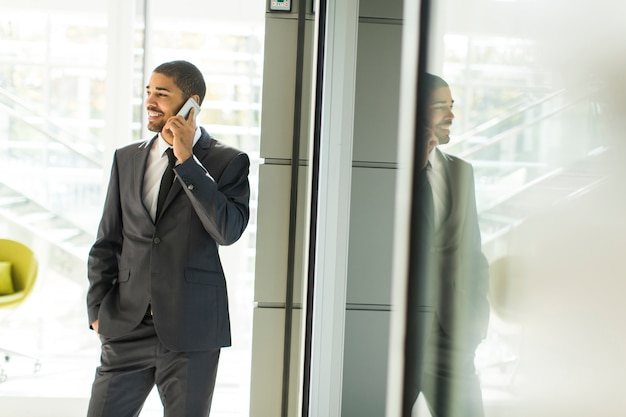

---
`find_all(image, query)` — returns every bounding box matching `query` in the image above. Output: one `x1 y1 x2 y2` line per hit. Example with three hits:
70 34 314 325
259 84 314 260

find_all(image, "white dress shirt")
142 128 201 221
427 149 449 231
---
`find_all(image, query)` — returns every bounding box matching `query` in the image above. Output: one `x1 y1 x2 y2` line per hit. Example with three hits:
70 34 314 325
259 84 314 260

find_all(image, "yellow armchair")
0 238 40 383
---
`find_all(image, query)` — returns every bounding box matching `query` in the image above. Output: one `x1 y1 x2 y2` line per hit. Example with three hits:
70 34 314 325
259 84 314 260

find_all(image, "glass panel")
0 7 108 230
409 0 626 415
0 2 264 416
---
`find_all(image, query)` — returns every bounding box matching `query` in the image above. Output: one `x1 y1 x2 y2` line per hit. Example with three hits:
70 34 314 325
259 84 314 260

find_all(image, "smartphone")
177 97 201 121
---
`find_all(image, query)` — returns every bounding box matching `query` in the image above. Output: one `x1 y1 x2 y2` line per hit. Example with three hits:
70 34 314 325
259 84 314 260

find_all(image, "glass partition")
0 2 264 416
394 0 626 416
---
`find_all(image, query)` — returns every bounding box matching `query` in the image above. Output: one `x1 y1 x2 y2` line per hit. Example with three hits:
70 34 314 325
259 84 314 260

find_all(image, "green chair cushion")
0 261 15 295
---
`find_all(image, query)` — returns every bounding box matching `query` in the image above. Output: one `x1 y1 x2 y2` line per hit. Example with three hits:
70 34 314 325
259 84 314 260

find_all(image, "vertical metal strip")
301 1 328 415
401 0 432 415
140 0 149 134
281 0 309 416
303 0 359 415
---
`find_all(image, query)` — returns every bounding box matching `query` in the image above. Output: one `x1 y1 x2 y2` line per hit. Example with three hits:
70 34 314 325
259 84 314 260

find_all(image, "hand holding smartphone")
420 123 438 168
177 97 201 121
163 97 201 162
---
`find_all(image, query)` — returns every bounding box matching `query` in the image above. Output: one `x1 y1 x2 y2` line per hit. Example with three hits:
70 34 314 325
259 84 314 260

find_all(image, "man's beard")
147 120 164 133
434 123 451 145
435 131 450 145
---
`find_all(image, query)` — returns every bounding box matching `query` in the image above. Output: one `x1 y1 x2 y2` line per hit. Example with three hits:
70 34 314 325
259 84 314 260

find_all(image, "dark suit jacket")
422 148 490 347
87 127 250 352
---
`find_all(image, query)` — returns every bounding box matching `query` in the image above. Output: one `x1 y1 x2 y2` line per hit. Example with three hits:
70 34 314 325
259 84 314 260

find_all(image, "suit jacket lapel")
193 127 214 164
159 128 214 216
135 136 156 221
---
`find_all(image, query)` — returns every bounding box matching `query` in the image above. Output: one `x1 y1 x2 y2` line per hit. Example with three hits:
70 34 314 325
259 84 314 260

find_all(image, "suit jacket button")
153 237 161 245
187 184 194 191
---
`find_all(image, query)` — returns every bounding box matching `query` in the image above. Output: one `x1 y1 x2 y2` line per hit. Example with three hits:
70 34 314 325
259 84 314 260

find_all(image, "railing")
443 81 606 250
0 87 104 234
0 78 607 258
447 89 566 154
0 86 103 166
456 87 598 160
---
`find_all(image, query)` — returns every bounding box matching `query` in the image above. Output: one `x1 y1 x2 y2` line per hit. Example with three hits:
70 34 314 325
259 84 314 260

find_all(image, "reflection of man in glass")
404 73 490 417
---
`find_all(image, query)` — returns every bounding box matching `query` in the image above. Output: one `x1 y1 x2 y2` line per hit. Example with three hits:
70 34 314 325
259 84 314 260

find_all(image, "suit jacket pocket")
117 269 130 283
184 267 225 287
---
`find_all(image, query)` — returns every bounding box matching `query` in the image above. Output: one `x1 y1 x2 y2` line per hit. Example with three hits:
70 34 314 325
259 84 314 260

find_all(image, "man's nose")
145 94 156 107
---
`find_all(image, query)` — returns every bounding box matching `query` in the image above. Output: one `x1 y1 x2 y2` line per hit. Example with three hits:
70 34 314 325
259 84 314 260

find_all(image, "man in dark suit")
86 60 250 417
404 73 490 417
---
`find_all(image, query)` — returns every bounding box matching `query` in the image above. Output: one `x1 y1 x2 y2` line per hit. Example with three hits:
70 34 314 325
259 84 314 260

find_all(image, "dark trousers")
404 315 484 417
87 315 221 417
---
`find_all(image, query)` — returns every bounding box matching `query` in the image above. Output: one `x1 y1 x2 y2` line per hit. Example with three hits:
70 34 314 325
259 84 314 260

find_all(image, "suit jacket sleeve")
459 163 490 343
86 150 123 326
174 150 250 246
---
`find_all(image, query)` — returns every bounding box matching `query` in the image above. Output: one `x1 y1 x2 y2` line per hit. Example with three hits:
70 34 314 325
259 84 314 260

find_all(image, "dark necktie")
156 147 176 219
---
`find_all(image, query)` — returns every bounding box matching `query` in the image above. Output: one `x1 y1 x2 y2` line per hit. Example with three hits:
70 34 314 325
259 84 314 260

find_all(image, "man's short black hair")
420 72 449 99
153 60 207 105
418 72 449 124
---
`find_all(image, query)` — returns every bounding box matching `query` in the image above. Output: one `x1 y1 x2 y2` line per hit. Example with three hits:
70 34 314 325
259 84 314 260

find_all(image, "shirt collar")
156 127 202 156
428 147 439 170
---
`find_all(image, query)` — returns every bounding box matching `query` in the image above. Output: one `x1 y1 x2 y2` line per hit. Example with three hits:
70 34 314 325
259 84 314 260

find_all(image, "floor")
0 349 251 417
0 270 252 417
0 269 518 417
